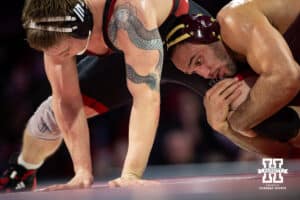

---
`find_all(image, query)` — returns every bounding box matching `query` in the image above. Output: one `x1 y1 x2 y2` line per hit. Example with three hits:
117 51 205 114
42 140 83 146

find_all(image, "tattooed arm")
107 2 163 186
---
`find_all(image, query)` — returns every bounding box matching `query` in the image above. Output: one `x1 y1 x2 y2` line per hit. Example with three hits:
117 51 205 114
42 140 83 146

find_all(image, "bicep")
218 7 295 75
108 2 163 96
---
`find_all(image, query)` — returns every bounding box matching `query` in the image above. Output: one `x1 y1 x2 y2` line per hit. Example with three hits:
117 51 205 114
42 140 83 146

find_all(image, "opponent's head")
166 14 237 79
22 0 93 56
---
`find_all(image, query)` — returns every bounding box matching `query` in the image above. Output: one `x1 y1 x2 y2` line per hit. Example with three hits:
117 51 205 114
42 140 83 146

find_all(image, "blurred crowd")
0 0 259 181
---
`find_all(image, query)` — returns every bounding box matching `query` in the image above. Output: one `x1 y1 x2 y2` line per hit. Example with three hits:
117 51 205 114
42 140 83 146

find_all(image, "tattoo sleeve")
108 3 163 91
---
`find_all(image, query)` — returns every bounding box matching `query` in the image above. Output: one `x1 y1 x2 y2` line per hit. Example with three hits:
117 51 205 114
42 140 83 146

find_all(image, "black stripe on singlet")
102 0 119 52
172 0 180 15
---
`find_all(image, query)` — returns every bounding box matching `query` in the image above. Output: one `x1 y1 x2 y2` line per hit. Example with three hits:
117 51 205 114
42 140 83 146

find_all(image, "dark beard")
210 42 238 77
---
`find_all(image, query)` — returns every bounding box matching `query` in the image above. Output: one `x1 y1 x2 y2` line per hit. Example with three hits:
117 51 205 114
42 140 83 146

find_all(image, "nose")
194 66 212 79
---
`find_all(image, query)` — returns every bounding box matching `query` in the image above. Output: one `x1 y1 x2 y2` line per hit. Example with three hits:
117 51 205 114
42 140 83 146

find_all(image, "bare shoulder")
113 0 172 27
216 0 288 53
216 0 258 54
218 0 300 34
217 0 257 30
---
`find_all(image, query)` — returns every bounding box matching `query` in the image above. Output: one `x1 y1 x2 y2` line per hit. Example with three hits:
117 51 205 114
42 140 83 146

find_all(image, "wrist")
121 171 141 180
216 122 231 135
121 160 143 179
227 111 242 132
121 146 149 179
227 110 235 120
75 165 93 175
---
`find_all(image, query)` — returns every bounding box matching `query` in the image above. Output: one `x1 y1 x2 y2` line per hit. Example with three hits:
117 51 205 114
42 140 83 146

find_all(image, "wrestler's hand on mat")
108 173 159 187
204 78 242 133
40 170 93 191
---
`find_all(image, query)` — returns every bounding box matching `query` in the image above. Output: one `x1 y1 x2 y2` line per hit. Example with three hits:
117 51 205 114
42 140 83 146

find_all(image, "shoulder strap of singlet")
102 0 119 52
172 0 180 15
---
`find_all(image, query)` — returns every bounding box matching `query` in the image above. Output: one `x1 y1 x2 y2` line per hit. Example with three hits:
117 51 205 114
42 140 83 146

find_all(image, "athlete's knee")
27 96 62 140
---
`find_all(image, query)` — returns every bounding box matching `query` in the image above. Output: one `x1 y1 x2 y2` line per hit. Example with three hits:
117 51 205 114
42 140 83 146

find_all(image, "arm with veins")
107 2 163 186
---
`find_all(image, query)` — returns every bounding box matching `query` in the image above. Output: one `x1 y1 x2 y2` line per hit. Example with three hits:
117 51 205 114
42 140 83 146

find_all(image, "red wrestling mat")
1 161 299 200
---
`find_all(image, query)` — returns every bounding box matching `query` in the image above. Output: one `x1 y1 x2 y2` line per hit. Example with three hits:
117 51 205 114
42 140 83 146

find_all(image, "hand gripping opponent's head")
166 14 237 79
22 0 93 56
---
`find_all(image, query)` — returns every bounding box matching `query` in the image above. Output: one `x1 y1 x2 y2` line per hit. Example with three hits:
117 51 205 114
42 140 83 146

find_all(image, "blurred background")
0 0 259 182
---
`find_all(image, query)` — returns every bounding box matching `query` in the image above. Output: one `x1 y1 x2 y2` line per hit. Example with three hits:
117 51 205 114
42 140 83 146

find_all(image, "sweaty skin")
37 0 173 190
107 1 165 186
108 4 163 90
171 0 300 137
217 0 300 136
204 77 300 158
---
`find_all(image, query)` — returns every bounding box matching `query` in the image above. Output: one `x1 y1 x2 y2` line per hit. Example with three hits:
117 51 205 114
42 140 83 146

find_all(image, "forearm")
229 74 300 132
52 97 92 174
219 5 300 132
220 124 293 158
121 95 160 178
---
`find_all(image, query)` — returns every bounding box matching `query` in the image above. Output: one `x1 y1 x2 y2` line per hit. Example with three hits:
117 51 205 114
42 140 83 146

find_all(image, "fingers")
38 180 92 192
68 178 92 188
39 179 159 192
38 184 73 192
205 78 242 105
221 81 242 100
205 78 240 99
108 179 120 188
225 87 242 105
108 178 138 188
108 178 160 188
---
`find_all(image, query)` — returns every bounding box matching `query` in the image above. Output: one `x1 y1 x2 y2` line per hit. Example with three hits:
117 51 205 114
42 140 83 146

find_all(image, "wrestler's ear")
253 107 300 142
